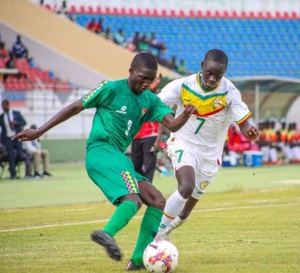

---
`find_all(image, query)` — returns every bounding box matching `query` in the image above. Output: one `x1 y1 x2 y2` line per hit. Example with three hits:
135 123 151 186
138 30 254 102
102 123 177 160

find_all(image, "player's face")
129 67 157 95
201 60 226 90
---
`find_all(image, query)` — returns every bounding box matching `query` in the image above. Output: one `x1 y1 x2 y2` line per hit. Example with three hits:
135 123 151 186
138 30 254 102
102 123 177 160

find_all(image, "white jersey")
158 73 251 160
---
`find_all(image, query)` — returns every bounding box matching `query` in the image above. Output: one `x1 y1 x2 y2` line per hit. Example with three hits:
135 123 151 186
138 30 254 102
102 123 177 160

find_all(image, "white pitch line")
0 202 299 233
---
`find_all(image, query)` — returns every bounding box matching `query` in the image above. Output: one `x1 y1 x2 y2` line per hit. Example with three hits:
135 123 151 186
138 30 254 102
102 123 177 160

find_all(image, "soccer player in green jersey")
12 52 197 271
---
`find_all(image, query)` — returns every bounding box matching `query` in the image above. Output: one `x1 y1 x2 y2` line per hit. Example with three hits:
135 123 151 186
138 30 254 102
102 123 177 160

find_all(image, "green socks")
103 200 138 237
131 207 163 266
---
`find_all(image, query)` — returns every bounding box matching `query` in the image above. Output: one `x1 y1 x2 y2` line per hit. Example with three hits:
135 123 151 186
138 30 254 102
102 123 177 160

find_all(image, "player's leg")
156 138 196 239
126 175 165 271
156 165 195 239
87 144 142 261
159 158 218 240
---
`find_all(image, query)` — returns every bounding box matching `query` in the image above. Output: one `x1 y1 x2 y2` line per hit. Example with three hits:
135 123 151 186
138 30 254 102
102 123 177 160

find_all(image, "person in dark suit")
0 100 27 179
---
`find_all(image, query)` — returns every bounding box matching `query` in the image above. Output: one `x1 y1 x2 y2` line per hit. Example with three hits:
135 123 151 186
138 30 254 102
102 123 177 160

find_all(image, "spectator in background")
124 32 140 52
95 18 103 34
5 52 15 69
86 18 97 32
3 52 16 82
56 0 68 17
23 124 52 178
11 35 29 59
0 100 27 179
177 59 187 75
137 34 149 52
0 41 9 59
113 29 126 46
101 27 112 40
147 32 167 57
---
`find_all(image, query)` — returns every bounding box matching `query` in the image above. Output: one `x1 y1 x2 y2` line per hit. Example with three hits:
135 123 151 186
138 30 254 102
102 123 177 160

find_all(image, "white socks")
157 190 187 233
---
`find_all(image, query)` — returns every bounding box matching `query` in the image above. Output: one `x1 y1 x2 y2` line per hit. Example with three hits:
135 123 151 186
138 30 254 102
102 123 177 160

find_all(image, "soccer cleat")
154 230 171 241
43 171 52 177
91 230 122 261
125 259 146 271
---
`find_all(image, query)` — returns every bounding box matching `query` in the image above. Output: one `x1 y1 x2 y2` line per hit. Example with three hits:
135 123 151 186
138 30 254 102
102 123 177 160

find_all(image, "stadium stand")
70 13 300 78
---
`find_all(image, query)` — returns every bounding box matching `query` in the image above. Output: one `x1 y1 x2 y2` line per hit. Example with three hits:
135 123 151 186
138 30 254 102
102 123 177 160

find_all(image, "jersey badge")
141 108 148 117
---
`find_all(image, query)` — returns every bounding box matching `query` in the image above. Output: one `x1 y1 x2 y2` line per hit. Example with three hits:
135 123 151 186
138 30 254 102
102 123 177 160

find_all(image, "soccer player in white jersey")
154 49 259 240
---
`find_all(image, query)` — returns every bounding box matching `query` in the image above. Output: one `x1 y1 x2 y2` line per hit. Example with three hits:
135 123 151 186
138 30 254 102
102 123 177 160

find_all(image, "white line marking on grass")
0 202 299 233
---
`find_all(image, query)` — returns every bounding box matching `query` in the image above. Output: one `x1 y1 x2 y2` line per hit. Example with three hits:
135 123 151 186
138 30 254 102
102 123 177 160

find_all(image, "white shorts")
166 137 219 199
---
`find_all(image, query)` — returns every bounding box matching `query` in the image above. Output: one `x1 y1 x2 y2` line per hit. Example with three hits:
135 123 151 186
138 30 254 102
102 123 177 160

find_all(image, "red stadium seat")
222 10 229 18
179 10 185 17
231 10 238 18
196 10 203 17
128 8 134 15
87 6 94 14
170 9 176 17
69 5 77 13
189 10 195 17
95 6 102 14
79 5 86 14
205 10 212 17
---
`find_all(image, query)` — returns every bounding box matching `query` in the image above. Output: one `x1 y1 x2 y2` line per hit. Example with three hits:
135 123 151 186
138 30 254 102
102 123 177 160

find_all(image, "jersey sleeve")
158 77 187 108
82 81 113 109
227 82 252 125
145 94 174 123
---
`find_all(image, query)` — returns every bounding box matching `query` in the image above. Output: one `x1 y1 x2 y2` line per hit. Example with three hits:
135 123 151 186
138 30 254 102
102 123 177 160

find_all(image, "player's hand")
149 73 162 94
12 129 41 142
183 104 198 116
247 126 259 140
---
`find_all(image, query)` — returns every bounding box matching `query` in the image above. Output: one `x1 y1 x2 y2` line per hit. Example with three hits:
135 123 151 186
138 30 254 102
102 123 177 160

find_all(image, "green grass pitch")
0 163 299 273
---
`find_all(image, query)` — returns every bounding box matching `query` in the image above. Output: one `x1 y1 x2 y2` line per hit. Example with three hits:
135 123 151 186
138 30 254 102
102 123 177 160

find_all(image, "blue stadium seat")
75 14 300 78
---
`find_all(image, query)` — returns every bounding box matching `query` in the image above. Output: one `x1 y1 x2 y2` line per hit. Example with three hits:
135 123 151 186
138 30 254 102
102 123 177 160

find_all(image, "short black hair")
204 49 228 66
2 99 9 105
131 51 158 71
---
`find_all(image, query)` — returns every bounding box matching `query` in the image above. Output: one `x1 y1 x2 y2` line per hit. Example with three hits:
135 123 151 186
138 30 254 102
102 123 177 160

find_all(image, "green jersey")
82 79 173 152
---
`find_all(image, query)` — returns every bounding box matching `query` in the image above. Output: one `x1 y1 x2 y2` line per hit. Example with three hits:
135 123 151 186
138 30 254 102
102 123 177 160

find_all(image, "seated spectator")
0 41 8 59
101 27 112 40
94 18 103 34
113 28 126 46
137 34 149 51
147 32 167 57
124 32 140 52
86 18 97 32
5 52 15 69
177 59 187 75
23 124 52 178
11 35 29 59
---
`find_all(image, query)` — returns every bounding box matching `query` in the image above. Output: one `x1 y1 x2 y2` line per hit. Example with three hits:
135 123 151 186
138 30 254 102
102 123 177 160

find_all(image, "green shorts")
86 143 148 205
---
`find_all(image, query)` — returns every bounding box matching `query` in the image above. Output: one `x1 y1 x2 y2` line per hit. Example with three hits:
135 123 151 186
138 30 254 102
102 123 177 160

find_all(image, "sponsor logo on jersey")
116 105 127 114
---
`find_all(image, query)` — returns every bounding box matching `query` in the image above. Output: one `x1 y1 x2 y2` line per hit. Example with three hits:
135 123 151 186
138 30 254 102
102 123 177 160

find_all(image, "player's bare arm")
12 99 85 142
239 120 259 140
149 73 162 94
162 104 197 132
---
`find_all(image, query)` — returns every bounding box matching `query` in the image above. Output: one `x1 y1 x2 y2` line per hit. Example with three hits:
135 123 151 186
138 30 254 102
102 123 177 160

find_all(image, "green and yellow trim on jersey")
181 84 228 117
82 81 108 102
236 112 252 125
